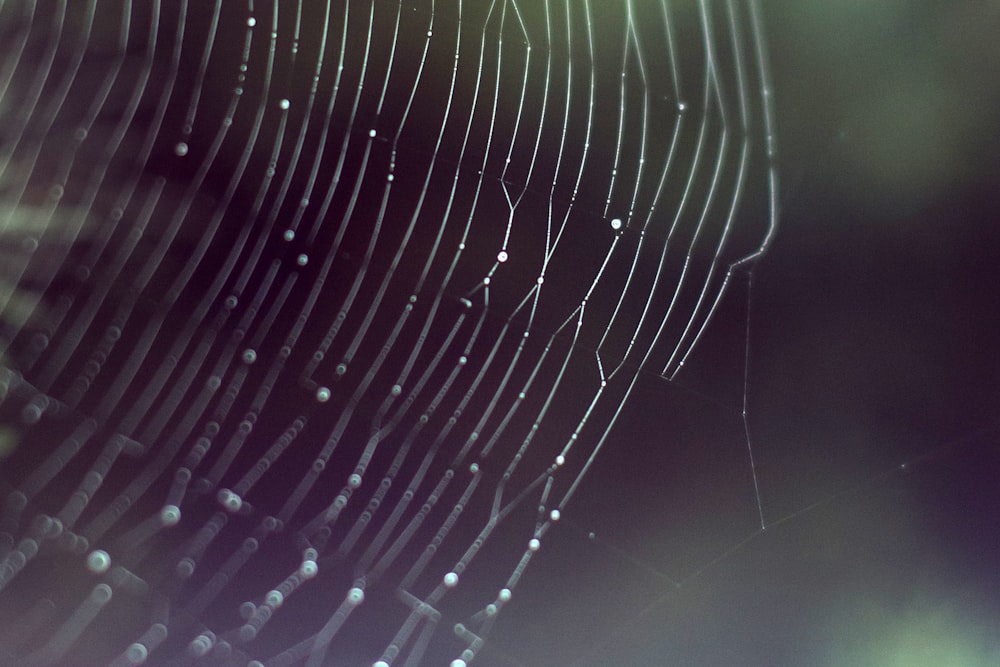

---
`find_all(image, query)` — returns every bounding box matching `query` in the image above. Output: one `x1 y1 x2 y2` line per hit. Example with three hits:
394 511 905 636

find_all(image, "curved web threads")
0 0 777 665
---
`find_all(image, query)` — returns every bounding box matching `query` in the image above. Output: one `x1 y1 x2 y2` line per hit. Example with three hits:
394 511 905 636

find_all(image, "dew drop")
86 550 111 574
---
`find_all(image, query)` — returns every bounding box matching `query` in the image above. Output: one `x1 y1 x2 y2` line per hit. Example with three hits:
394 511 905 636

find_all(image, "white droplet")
160 505 181 526
218 489 243 512
347 587 365 605
555 454 565 466
316 387 331 402
549 509 561 521
499 588 512 602
283 229 295 241
189 633 214 656
297 254 308 266
86 550 111 574
125 643 149 663
247 17 256 27
299 559 318 579
610 218 623 230
368 129 376 138
174 142 189 156
528 538 540 552
497 250 509 263
279 99 290 110
443 572 459 588
348 474 362 488
242 349 257 364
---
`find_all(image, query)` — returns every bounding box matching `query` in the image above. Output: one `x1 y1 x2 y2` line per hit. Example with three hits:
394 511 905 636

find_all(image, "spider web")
0 1 778 665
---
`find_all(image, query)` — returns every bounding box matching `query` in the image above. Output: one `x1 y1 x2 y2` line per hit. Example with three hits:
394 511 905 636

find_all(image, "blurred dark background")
495 2 1000 665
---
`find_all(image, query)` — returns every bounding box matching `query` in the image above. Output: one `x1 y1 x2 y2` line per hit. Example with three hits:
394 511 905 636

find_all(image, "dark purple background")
488 3 1000 665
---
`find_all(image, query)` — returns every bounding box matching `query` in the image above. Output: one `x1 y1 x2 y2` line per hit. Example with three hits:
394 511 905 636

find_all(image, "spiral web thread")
0 1 777 665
